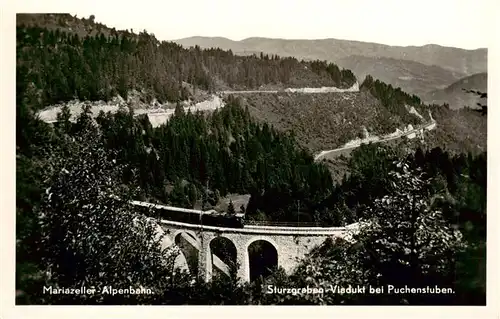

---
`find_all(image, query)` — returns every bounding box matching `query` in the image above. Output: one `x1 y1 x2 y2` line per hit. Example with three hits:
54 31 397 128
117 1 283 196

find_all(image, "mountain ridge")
174 36 487 76
334 55 467 97
179 36 487 51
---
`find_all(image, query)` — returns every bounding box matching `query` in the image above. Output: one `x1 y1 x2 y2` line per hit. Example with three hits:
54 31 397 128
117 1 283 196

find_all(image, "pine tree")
56 104 72 134
227 200 236 215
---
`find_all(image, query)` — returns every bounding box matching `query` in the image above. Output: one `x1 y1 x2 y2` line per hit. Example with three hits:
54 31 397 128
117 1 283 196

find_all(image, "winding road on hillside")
38 83 360 124
314 120 437 161
219 82 359 95
218 86 437 162
39 82 436 161
221 90 279 94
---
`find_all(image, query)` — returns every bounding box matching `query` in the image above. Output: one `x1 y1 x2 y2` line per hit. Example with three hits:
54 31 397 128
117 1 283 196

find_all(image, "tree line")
16 24 356 111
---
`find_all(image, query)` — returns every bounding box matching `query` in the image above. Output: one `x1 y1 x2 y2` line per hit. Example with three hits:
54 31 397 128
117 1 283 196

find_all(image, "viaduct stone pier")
157 219 360 282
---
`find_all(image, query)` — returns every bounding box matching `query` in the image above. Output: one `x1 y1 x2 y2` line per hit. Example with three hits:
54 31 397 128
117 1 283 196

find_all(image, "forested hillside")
359 75 486 154
238 74 485 157
240 90 427 153
17 13 486 158
17 101 487 304
241 91 395 152
15 13 487 306
17 14 356 110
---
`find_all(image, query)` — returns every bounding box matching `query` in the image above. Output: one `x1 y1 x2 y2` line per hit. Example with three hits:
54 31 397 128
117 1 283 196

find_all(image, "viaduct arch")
158 219 360 282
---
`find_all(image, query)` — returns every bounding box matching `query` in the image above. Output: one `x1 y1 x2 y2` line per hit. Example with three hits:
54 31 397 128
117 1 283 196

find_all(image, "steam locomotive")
131 200 245 228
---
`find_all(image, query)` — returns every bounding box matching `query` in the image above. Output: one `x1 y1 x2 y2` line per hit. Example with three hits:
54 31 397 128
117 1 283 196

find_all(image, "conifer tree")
227 200 236 215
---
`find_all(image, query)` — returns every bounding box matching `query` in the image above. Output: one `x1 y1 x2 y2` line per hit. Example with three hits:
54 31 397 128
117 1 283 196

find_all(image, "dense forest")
16 20 356 110
15 14 486 306
18 97 335 222
17 96 486 304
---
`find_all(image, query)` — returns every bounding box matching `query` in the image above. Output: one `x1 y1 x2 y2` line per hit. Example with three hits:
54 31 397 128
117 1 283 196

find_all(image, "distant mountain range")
174 37 487 75
174 36 487 98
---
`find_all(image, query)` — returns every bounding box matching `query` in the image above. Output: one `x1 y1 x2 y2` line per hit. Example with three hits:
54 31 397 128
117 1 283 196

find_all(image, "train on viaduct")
132 200 361 282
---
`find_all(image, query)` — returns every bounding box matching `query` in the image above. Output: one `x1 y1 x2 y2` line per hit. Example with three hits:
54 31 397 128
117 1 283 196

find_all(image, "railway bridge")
155 218 360 282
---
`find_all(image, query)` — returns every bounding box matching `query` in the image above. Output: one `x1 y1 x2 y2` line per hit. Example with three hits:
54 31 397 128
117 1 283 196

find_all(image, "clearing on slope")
238 91 430 154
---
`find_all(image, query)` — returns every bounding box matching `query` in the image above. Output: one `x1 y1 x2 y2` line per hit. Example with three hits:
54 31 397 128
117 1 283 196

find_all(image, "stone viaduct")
153 217 360 283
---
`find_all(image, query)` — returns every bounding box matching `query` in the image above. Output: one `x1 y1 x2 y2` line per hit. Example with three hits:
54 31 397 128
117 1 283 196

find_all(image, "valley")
14 12 488 307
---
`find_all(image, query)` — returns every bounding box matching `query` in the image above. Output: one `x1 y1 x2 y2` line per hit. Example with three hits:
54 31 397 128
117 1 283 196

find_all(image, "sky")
11 0 496 49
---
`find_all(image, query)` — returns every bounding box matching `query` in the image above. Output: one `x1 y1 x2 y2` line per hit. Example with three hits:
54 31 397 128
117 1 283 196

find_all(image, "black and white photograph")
2 0 498 316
